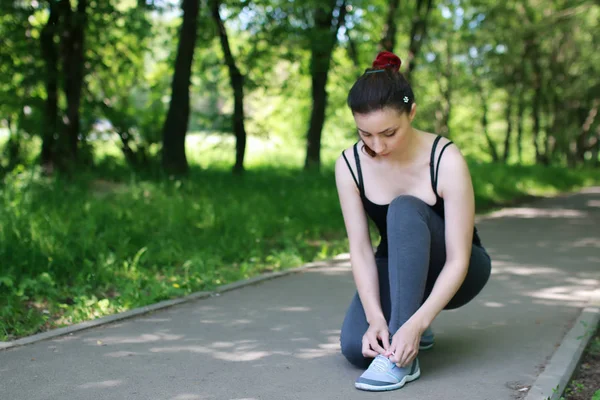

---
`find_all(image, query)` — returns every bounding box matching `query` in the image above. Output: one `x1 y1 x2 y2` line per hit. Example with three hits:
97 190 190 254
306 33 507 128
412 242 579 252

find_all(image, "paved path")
1 188 599 400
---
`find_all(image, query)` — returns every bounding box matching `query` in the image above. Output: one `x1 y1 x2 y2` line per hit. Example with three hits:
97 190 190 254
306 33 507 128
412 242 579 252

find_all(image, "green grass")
0 136 598 341
562 326 600 399
469 160 599 210
0 164 347 340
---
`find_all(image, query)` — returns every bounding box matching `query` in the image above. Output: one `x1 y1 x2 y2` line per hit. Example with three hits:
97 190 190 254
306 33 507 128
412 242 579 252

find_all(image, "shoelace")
370 356 392 373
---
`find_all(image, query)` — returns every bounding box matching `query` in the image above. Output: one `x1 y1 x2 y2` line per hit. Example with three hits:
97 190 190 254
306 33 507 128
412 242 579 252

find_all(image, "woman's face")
353 105 416 157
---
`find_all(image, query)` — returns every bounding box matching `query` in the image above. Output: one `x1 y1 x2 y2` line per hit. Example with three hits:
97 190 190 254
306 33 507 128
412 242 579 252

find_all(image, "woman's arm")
334 154 385 325
409 143 475 330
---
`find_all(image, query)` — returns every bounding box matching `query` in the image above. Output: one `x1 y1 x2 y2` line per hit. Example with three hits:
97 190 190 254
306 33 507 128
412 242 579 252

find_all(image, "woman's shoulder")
343 141 360 153
418 131 461 156
418 131 453 146
336 142 364 183
424 134 467 172
337 142 360 163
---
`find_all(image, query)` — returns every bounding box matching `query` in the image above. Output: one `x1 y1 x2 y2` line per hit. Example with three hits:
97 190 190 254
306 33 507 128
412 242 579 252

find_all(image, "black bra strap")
353 143 365 196
341 150 360 188
430 135 443 191
430 135 454 197
434 142 453 195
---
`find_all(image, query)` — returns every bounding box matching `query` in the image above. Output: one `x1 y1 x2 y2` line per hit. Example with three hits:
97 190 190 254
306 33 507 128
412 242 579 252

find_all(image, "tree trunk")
305 71 328 170
380 0 400 52
435 38 452 138
40 1 60 172
530 45 543 165
514 44 529 165
4 116 22 171
575 99 599 163
59 0 88 167
211 0 247 174
476 81 499 162
544 97 555 166
516 84 525 164
304 0 347 170
593 129 600 167
346 33 360 69
405 0 433 81
161 0 200 175
503 92 513 163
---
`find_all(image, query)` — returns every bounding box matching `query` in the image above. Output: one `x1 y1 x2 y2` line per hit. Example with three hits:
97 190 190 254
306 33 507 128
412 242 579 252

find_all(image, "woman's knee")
445 246 492 309
388 195 429 215
340 334 369 368
387 195 430 224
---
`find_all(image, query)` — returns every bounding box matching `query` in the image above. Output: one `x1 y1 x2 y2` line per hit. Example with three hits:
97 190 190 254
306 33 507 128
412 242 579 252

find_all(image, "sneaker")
354 355 420 392
419 326 435 350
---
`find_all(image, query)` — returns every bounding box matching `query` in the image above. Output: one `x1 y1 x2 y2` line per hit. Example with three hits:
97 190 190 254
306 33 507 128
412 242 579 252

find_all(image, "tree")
40 1 60 171
58 0 88 166
405 0 434 81
467 46 499 162
304 0 348 170
467 0 600 166
162 0 201 175
380 0 401 52
210 0 247 174
86 0 158 169
432 36 453 138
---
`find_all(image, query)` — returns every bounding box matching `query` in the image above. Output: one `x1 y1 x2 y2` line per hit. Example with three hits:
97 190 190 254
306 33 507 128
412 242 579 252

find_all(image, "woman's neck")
381 128 421 165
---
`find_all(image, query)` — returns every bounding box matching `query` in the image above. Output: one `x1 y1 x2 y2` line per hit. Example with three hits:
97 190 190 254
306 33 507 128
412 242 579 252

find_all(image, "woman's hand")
362 317 390 358
386 320 422 367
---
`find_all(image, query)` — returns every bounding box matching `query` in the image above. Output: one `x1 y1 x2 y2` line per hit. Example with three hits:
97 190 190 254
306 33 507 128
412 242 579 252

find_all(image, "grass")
0 164 347 340
0 135 598 341
561 325 600 400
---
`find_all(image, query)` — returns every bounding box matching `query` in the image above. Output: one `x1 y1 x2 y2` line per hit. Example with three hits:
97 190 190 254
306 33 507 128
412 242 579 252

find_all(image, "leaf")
130 247 148 270
0 276 14 287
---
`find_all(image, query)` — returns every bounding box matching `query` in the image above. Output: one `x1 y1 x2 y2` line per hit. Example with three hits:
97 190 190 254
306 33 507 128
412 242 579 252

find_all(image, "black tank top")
342 135 482 258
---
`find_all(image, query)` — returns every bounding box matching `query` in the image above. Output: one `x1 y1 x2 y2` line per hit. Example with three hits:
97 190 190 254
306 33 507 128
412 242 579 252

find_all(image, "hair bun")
372 51 401 72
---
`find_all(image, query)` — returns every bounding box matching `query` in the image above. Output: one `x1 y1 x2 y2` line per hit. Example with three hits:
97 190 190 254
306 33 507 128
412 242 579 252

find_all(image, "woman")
335 51 492 392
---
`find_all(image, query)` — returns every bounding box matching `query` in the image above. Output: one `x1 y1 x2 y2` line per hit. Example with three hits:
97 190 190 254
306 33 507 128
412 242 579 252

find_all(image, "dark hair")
347 51 415 115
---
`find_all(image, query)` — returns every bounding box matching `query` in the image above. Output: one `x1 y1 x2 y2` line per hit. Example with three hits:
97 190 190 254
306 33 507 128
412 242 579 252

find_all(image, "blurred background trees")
1 0 598 341
1 0 598 173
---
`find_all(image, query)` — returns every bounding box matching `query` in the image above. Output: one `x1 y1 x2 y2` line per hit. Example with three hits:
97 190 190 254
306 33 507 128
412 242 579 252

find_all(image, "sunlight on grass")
0 143 350 340
0 133 597 341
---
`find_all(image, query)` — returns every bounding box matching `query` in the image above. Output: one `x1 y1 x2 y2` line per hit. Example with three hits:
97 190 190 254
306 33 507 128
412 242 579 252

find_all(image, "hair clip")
365 69 386 74
403 96 409 103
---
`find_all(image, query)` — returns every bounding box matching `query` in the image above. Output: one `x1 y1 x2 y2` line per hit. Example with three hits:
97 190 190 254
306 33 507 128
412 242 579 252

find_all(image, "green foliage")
1 135 598 340
469 160 599 210
590 335 600 356
561 327 600 400
3 0 598 170
83 1 175 166
0 3 46 160
0 156 348 340
1 0 599 341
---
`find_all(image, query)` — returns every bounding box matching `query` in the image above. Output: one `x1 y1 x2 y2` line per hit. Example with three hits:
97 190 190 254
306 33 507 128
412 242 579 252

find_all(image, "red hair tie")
371 51 402 72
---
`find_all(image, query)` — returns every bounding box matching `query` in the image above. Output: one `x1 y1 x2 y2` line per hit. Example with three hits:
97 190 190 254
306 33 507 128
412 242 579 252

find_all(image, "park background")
0 0 598 342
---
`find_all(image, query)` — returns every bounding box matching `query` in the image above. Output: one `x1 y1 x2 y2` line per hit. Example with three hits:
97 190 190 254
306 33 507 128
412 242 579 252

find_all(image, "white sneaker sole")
354 368 421 392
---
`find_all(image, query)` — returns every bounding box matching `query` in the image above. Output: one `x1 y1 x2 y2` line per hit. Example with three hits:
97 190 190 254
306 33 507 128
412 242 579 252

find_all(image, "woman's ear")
409 103 417 122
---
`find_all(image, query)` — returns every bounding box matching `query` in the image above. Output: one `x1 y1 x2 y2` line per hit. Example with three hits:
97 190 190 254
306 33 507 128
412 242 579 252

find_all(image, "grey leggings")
340 195 492 368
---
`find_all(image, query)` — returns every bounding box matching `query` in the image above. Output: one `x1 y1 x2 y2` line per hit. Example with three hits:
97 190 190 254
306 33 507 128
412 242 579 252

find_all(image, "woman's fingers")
362 336 379 358
379 329 390 352
389 346 403 364
396 348 417 367
389 338 417 366
405 350 417 365
367 332 386 354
